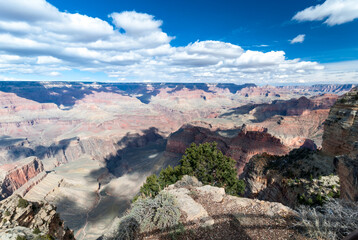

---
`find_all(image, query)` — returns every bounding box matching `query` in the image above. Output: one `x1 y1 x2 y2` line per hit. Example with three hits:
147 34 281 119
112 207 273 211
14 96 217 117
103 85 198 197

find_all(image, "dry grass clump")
104 192 180 240
131 192 181 232
295 199 358 240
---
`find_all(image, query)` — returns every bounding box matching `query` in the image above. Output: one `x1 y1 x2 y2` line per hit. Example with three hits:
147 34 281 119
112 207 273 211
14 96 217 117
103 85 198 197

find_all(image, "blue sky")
48 0 358 62
0 0 357 84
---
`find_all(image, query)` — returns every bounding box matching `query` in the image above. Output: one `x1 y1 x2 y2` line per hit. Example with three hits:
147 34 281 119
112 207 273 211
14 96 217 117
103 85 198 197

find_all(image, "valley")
0 81 354 239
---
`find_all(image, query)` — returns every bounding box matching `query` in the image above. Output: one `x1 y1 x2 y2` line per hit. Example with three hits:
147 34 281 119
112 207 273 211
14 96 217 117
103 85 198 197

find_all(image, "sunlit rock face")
0 194 74 240
322 88 358 156
0 157 44 200
166 125 290 175
0 81 353 239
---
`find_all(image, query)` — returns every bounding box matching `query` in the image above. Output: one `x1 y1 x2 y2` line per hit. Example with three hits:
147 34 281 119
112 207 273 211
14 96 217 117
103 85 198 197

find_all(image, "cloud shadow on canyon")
6 137 77 161
102 127 170 178
219 96 326 123
0 82 257 107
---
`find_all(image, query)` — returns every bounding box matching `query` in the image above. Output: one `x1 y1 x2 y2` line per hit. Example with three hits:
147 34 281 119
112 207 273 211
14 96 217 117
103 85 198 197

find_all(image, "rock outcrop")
0 157 44 200
166 125 290 174
103 176 302 240
323 87 358 201
0 194 74 239
241 149 339 207
334 155 358 201
322 87 358 156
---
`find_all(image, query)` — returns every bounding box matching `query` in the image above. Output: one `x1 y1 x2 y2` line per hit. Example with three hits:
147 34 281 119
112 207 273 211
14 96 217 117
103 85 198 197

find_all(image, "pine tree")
138 142 245 198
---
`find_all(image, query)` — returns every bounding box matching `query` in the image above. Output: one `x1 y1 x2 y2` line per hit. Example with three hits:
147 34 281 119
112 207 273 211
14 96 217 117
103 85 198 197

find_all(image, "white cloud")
37 56 62 64
0 0 339 84
110 11 163 36
48 71 61 76
293 0 358 26
290 34 305 44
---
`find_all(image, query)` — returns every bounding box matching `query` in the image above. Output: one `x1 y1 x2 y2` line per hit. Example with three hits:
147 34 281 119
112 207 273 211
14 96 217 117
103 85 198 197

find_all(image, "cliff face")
323 87 358 201
166 125 290 174
322 88 358 156
0 157 44 200
0 194 74 240
241 150 339 207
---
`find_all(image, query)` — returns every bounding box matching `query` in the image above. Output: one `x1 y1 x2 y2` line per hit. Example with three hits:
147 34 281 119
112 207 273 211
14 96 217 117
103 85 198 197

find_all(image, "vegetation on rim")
138 142 245 199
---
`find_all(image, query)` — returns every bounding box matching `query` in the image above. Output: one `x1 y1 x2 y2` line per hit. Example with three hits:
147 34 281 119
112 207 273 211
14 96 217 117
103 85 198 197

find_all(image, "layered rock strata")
0 194 74 240
323 87 358 201
166 125 290 174
0 157 44 200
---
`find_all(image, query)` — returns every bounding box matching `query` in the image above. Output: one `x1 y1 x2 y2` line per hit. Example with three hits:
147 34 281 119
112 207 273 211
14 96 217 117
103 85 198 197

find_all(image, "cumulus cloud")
293 0 358 26
0 0 329 83
290 34 305 44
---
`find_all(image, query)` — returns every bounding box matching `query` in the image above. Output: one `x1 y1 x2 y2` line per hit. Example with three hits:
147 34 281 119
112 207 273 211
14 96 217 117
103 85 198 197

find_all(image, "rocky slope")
0 157 44 200
166 124 290 174
0 82 352 239
0 194 74 239
322 87 358 201
241 87 358 206
241 149 339 207
103 176 303 240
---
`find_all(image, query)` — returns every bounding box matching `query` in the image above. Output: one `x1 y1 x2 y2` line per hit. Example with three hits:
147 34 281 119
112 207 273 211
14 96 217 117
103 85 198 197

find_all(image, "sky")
0 0 357 85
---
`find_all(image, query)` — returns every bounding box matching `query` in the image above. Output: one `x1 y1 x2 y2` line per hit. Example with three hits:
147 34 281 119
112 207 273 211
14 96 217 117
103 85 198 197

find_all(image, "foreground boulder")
102 176 304 240
0 194 74 240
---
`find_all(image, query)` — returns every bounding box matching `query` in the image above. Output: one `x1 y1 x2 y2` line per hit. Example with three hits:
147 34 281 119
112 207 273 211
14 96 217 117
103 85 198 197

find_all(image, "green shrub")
180 142 245 196
34 234 54 240
139 142 245 198
17 198 29 208
4 210 10 216
139 174 161 197
33 227 41 234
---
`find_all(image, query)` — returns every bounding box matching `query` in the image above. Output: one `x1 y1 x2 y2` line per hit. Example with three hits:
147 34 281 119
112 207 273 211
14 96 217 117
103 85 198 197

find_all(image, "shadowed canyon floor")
0 82 354 239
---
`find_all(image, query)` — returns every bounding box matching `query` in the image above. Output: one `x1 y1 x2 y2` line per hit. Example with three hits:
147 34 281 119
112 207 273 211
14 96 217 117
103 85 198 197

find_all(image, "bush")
180 142 245 196
33 227 41 234
4 210 10 216
17 198 29 208
131 192 181 232
295 199 358 239
108 192 180 239
113 216 140 240
139 142 245 198
34 234 54 240
139 174 161 197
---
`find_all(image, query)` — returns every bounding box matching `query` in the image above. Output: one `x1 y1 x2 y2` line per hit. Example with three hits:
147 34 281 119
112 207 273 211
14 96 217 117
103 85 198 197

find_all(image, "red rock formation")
166 125 290 174
0 157 44 200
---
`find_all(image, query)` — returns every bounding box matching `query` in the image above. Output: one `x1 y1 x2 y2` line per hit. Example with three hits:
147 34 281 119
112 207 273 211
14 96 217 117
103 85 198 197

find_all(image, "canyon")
0 81 355 239
241 87 358 207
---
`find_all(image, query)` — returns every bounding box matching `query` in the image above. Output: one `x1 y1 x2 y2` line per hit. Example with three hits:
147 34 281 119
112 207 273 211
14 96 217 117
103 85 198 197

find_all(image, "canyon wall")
323 87 358 201
0 157 44 200
0 82 353 239
166 125 290 174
